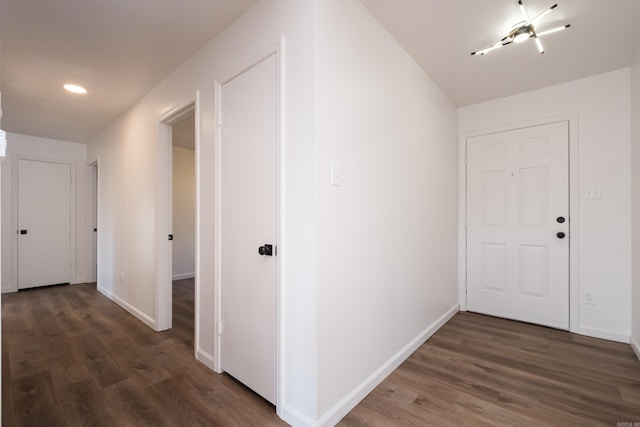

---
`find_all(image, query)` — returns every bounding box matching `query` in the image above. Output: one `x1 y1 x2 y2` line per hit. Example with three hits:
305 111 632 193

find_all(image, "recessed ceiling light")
64 83 87 94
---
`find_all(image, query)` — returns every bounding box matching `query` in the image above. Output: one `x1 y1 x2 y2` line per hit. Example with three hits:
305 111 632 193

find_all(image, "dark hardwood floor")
2 280 286 427
4 282 640 426
340 312 640 426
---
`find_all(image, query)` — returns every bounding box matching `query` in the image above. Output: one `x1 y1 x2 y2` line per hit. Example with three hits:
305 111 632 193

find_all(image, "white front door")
466 121 569 329
18 159 72 289
220 54 277 404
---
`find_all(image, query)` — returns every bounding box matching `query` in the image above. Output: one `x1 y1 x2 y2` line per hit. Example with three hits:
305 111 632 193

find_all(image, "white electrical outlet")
584 290 595 305
120 272 124 284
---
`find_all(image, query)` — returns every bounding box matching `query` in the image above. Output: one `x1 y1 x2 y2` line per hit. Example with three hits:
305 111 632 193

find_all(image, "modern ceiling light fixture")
63 83 87 94
471 0 570 56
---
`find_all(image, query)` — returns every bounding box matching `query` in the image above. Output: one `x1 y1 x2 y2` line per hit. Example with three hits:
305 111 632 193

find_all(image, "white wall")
631 50 640 357
460 69 632 342
1 133 88 292
87 0 317 424
315 0 459 422
172 147 195 280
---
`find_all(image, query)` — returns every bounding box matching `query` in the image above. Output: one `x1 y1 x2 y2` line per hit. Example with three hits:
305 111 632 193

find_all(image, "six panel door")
466 121 569 329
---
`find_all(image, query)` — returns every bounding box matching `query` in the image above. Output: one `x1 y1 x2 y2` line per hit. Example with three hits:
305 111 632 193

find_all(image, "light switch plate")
585 187 601 199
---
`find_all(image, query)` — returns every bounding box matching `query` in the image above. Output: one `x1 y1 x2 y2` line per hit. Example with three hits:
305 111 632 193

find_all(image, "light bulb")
514 32 530 43
64 84 87 94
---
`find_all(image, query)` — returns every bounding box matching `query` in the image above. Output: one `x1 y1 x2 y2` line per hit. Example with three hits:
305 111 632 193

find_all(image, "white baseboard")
575 326 630 344
279 405 317 427
196 348 216 371
631 335 640 362
97 285 156 329
317 304 460 427
172 273 195 281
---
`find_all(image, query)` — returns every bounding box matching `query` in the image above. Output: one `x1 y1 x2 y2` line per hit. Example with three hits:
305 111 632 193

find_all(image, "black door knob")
258 244 273 256
19 230 27 235
557 216 566 224
556 232 566 239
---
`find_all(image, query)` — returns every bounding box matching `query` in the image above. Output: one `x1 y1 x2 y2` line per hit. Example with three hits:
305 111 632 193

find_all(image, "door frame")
156 96 199 334
458 114 580 333
213 38 284 408
87 160 99 284
11 155 76 291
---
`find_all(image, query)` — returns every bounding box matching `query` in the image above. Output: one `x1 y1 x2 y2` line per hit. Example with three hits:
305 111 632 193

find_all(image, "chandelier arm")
518 0 531 21
536 24 571 37
526 4 558 26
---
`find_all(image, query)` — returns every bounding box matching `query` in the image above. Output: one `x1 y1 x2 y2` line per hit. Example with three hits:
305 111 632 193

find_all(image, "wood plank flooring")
4 282 640 426
339 312 640 426
2 280 286 427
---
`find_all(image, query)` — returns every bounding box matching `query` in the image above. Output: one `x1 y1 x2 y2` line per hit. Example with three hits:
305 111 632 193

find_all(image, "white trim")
214 79 223 374
95 156 101 289
567 117 580 334
172 273 195 281
317 304 459 427
459 114 580 334
279 405 317 427
631 335 640 362
11 154 77 291
276 36 288 421
458 124 467 311
214 38 285 409
156 99 198 333
574 326 629 344
193 90 203 361
155 117 173 332
97 284 155 329
86 160 98 284
196 348 216 371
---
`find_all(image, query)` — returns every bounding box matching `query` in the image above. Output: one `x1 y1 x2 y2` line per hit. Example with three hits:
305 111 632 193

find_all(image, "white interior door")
466 121 569 329
18 159 72 289
220 54 277 404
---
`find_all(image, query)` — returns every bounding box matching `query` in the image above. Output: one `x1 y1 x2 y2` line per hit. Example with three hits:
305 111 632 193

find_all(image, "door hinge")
217 321 223 335
217 112 223 126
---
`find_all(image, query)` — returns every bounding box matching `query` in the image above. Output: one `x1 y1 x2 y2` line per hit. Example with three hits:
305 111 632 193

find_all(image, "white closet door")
220 54 278 404
18 159 72 289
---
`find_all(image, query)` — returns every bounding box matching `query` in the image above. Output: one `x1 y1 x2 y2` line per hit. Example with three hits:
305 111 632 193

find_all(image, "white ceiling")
360 0 640 106
1 0 639 144
0 0 257 143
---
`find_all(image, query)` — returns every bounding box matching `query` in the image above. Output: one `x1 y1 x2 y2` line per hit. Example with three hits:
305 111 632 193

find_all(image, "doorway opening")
171 110 196 349
156 100 197 347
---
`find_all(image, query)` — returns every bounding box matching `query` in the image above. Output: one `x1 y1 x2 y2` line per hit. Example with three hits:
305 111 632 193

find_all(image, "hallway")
2 280 285 426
